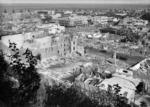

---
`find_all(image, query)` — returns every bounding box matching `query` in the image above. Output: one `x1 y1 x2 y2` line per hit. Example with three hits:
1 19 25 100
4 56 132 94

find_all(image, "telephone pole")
113 51 117 66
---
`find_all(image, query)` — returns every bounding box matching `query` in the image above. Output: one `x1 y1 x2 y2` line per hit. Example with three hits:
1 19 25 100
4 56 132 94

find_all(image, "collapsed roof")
130 58 150 74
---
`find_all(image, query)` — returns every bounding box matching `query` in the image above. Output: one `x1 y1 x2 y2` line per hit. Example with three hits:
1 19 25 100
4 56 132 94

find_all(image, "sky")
0 0 149 4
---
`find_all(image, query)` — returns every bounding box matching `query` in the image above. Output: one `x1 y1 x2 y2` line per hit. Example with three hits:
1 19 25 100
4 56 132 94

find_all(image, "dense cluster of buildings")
0 7 150 106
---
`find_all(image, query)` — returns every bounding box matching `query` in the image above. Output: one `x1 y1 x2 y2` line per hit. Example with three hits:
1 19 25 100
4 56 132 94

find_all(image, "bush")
141 13 150 22
45 82 131 107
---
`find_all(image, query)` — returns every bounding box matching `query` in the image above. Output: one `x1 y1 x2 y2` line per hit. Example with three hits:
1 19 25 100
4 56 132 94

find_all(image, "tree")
87 19 93 25
0 42 41 107
28 9 30 12
0 51 12 106
12 9 15 13
4 9 7 13
20 9 23 13
140 101 148 107
136 82 145 94
141 13 150 22
45 82 99 107
45 82 131 107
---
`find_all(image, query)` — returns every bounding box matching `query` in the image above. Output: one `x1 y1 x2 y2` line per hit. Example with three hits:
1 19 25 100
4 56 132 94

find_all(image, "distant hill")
141 13 150 22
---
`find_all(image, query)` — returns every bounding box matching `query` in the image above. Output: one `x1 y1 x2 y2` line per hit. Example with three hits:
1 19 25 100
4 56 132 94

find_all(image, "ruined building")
0 30 84 65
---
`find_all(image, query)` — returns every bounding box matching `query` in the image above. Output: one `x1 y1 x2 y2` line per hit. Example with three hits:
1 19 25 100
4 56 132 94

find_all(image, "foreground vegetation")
0 42 40 107
44 81 131 107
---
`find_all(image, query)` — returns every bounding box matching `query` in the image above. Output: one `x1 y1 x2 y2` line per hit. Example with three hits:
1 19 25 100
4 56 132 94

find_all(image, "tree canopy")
0 42 41 107
44 81 131 107
4 9 7 13
12 9 15 13
141 13 150 22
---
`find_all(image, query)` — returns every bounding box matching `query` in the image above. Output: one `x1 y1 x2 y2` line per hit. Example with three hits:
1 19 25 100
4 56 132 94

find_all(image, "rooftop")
101 76 136 90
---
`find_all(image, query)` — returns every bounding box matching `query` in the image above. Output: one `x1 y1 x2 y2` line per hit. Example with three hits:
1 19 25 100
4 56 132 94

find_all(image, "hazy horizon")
0 3 149 13
0 3 150 4
0 0 149 4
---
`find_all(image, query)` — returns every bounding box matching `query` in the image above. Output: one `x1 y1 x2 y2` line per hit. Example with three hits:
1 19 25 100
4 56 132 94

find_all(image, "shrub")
45 82 131 107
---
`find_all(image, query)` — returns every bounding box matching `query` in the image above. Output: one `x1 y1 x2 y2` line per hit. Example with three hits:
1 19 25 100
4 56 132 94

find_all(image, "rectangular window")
123 70 128 73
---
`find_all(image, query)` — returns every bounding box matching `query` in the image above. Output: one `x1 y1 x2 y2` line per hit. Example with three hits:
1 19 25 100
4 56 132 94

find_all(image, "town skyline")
0 0 150 106
0 0 149 4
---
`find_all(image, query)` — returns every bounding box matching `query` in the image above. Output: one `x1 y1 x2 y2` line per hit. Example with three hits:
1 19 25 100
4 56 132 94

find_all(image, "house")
122 17 148 26
133 19 148 26
58 18 71 27
98 76 137 104
129 58 150 93
51 13 61 19
1 33 24 49
69 15 89 26
0 41 12 57
92 16 109 25
36 24 65 34
116 68 133 76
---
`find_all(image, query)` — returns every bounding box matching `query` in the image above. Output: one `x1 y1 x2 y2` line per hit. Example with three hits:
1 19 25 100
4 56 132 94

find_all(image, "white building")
1 30 84 66
116 68 133 76
122 17 148 26
98 76 137 104
1 34 24 49
69 15 89 26
51 13 61 19
36 24 65 34
64 10 73 14
93 16 109 25
48 10 55 15
133 19 148 26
